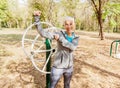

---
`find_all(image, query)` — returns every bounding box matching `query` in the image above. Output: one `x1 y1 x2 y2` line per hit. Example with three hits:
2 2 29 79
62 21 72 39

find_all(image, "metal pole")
46 39 51 88
110 42 113 56
115 42 119 54
110 40 120 56
46 0 53 87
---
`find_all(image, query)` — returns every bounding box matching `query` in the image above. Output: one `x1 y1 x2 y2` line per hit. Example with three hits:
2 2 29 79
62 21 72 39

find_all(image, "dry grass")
0 29 120 88
0 44 13 56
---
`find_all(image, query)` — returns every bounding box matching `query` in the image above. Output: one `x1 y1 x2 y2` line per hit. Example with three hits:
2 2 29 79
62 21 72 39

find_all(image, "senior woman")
34 11 79 88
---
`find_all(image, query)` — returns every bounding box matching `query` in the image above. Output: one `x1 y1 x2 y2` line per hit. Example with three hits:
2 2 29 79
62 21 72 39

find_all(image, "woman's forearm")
34 16 55 40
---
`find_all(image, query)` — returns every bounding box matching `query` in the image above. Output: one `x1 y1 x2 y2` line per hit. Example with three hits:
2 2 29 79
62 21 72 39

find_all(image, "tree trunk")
16 20 19 28
90 0 104 40
0 20 1 29
98 0 104 40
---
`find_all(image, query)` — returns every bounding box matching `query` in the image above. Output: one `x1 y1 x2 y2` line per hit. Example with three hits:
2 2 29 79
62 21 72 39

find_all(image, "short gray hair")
63 16 76 30
64 16 75 23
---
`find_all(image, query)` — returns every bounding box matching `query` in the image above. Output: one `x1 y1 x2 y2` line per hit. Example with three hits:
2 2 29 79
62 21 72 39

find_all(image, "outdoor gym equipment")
110 40 120 59
22 22 58 74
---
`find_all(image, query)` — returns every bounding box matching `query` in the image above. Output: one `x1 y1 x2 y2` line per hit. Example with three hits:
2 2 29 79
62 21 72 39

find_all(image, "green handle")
46 39 51 88
110 40 120 56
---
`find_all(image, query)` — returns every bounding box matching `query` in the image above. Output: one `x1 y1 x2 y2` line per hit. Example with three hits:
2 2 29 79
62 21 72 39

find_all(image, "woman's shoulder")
55 29 64 35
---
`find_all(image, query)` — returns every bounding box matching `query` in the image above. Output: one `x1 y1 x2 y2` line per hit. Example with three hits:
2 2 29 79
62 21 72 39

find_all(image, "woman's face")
64 20 74 32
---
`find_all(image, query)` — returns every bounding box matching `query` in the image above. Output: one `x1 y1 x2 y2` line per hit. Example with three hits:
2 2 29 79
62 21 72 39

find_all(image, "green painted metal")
46 39 51 88
110 40 120 56
115 42 119 54
110 44 113 56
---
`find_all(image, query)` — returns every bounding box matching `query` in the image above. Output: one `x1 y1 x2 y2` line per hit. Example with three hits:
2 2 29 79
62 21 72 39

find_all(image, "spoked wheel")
22 22 57 74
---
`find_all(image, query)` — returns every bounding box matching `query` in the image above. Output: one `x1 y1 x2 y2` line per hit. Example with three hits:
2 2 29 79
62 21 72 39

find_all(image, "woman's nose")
68 24 71 27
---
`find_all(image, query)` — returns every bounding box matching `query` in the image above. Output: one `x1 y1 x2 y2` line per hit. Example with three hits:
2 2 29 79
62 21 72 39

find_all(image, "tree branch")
91 0 99 13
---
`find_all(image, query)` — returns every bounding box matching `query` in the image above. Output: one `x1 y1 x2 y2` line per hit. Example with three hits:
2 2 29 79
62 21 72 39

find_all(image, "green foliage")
30 0 53 21
110 18 117 27
102 10 109 20
103 3 120 32
0 0 119 34
61 0 79 17
104 3 120 16
0 0 8 20
0 44 13 56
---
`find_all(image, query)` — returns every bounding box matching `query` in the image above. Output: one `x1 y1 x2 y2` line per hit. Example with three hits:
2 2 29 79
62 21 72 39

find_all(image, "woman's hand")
33 11 41 16
54 34 59 41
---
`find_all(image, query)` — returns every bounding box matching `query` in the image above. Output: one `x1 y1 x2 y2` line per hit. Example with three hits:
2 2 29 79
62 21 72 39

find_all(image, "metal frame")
110 40 120 58
22 22 57 74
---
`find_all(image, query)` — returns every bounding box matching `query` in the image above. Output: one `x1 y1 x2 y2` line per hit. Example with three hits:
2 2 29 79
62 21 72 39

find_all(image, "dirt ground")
0 29 120 88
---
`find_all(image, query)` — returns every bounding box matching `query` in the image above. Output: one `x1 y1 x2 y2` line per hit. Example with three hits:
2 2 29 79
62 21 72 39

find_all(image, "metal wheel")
22 22 57 74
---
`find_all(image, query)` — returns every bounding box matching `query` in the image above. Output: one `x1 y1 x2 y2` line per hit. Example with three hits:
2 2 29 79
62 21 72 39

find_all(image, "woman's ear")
70 18 75 30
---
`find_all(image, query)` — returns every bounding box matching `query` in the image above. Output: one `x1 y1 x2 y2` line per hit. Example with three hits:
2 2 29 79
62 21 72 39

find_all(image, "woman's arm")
34 16 55 40
59 36 79 51
34 11 56 40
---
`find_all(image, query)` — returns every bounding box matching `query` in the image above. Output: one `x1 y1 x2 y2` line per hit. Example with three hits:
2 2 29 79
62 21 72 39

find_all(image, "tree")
0 0 8 28
103 2 120 32
87 0 108 40
7 0 31 28
61 0 79 17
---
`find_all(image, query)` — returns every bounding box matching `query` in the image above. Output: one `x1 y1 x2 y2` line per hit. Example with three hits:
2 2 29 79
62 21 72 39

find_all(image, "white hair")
63 16 76 30
64 16 75 23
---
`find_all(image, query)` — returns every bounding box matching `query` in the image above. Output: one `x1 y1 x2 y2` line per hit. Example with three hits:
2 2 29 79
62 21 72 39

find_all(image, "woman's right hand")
54 34 59 41
33 11 41 16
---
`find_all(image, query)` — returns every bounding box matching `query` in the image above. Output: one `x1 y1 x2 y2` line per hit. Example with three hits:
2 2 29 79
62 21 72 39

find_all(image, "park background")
0 0 120 88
